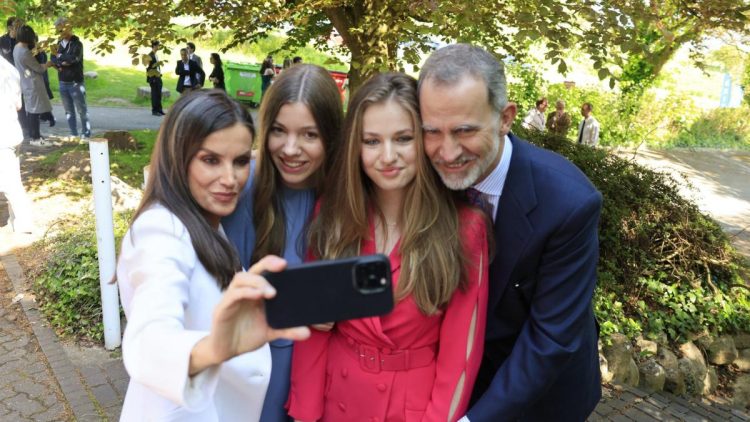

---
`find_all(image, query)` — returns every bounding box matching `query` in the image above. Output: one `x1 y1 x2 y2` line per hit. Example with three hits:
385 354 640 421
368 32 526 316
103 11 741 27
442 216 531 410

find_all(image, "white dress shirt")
471 135 513 221
578 115 601 146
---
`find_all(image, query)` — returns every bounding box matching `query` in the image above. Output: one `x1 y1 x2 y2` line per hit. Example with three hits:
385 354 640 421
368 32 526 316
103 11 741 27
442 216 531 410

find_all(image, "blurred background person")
145 40 165 116
209 52 225 91
546 100 571 137
260 55 275 99
175 47 205 95
578 102 600 146
14 25 54 146
521 97 547 132
34 34 56 127
53 17 91 139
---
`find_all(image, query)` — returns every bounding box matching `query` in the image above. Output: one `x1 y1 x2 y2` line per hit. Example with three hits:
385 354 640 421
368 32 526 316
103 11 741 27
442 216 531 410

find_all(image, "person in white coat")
117 90 309 422
0 53 34 233
577 102 600 146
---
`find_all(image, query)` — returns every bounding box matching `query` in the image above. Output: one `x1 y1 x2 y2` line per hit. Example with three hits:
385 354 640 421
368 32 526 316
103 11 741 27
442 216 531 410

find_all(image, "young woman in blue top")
222 63 343 422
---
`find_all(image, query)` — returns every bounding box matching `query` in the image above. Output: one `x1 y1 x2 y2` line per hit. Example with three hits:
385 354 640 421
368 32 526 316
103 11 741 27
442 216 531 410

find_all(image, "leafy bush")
669 106 750 150
30 211 132 343
519 128 750 343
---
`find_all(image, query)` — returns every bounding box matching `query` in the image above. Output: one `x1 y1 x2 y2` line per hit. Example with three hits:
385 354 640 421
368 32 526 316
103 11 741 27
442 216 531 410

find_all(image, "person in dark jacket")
34 35 56 127
0 16 18 64
53 17 91 138
146 40 165 115
208 53 225 91
260 55 274 99
175 48 205 94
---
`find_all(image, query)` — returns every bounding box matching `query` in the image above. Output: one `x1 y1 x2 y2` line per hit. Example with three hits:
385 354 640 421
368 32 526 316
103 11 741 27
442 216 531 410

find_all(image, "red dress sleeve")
288 329 331 421
422 208 489 422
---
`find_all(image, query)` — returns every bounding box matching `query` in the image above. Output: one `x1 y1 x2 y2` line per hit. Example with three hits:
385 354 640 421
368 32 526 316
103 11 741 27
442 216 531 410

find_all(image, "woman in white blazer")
117 90 309 422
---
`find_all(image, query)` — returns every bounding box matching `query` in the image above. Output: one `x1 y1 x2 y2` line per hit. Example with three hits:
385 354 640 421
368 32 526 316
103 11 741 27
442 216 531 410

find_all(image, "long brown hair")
251 64 343 264
133 90 254 289
309 73 466 315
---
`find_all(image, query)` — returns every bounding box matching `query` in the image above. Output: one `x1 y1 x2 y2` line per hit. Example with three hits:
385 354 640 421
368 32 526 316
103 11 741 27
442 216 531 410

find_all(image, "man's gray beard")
436 136 501 190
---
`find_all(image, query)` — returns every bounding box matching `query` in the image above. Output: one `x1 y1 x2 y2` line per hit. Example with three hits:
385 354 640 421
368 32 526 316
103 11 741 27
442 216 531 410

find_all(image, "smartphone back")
264 255 394 329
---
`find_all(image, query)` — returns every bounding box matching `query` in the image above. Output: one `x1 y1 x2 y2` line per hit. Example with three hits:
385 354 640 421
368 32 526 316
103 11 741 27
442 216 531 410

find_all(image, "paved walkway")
42 103 259 138
614 147 750 258
0 260 70 421
45 104 163 136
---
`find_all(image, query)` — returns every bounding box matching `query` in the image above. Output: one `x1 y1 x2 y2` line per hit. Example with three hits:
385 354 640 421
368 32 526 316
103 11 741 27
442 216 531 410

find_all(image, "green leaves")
518 125 749 346
32 212 132 343
25 0 750 94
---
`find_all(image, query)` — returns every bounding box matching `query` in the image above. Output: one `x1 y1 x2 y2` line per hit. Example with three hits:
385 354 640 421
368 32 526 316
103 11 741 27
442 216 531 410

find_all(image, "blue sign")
719 72 731 108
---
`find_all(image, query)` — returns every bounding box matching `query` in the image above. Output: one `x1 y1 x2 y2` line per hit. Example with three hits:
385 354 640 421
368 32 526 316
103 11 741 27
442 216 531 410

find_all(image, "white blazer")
578 115 600 146
118 204 271 422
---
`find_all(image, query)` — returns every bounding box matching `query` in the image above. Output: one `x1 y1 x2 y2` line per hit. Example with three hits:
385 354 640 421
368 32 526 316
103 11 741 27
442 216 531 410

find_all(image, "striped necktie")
466 188 492 218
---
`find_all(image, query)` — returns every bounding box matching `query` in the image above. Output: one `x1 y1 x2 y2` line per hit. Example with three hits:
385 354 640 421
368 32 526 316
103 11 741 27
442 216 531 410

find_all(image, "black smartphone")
263 254 394 329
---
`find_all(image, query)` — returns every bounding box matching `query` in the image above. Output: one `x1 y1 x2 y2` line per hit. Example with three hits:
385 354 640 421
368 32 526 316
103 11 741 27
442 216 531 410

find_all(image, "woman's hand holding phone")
189 255 311 375
311 322 334 332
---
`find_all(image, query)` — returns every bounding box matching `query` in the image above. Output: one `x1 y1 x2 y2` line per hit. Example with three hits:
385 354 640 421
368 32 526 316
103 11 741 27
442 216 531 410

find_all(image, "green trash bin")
225 61 262 107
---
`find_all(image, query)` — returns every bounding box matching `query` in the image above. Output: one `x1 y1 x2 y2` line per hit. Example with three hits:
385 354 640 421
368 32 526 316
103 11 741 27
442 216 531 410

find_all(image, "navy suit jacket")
175 59 205 92
467 134 602 421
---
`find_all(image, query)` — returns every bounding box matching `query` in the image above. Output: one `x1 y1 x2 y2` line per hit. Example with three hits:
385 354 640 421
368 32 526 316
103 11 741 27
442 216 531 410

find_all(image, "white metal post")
89 139 122 349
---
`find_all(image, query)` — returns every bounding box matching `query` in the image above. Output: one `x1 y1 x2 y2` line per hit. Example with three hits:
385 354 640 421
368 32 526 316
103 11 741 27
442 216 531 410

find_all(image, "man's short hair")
187 42 196 51
556 100 566 108
292 56 302 64
582 102 593 111
536 97 547 107
151 40 160 47
54 17 68 27
418 43 508 113
6 17 16 29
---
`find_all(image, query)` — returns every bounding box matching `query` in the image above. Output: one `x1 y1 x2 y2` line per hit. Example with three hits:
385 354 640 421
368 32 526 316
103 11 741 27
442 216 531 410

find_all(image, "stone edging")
0 254 102 421
601 332 750 411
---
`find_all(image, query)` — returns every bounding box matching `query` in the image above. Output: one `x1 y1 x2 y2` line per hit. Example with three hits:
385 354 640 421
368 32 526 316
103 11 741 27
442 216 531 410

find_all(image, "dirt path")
614 147 750 259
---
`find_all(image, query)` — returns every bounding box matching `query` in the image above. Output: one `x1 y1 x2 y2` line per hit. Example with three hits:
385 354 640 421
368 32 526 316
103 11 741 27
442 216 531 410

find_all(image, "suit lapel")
488 135 536 309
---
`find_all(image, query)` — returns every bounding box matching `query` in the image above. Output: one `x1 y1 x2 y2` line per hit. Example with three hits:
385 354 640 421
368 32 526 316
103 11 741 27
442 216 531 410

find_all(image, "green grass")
46 61 180 108
109 129 158 187
33 129 157 192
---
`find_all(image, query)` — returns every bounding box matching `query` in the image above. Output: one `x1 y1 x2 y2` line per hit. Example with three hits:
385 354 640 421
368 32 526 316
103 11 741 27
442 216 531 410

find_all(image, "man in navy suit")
418 44 602 421
175 48 205 95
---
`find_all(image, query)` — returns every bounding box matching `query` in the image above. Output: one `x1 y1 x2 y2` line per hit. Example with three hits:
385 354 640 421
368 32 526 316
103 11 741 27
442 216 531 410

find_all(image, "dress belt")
336 333 436 374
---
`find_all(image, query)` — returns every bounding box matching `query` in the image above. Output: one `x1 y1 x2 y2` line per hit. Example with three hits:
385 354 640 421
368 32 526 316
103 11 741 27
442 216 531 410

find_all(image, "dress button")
347 337 355 346
341 368 348 378
376 383 387 392
338 402 347 412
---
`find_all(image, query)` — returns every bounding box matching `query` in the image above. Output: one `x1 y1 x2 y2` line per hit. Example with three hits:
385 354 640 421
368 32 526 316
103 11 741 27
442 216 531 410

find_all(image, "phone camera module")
354 261 389 294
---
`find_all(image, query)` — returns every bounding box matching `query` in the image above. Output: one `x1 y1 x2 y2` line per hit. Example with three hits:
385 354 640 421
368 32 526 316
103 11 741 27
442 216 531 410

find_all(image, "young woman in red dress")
288 73 490 422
